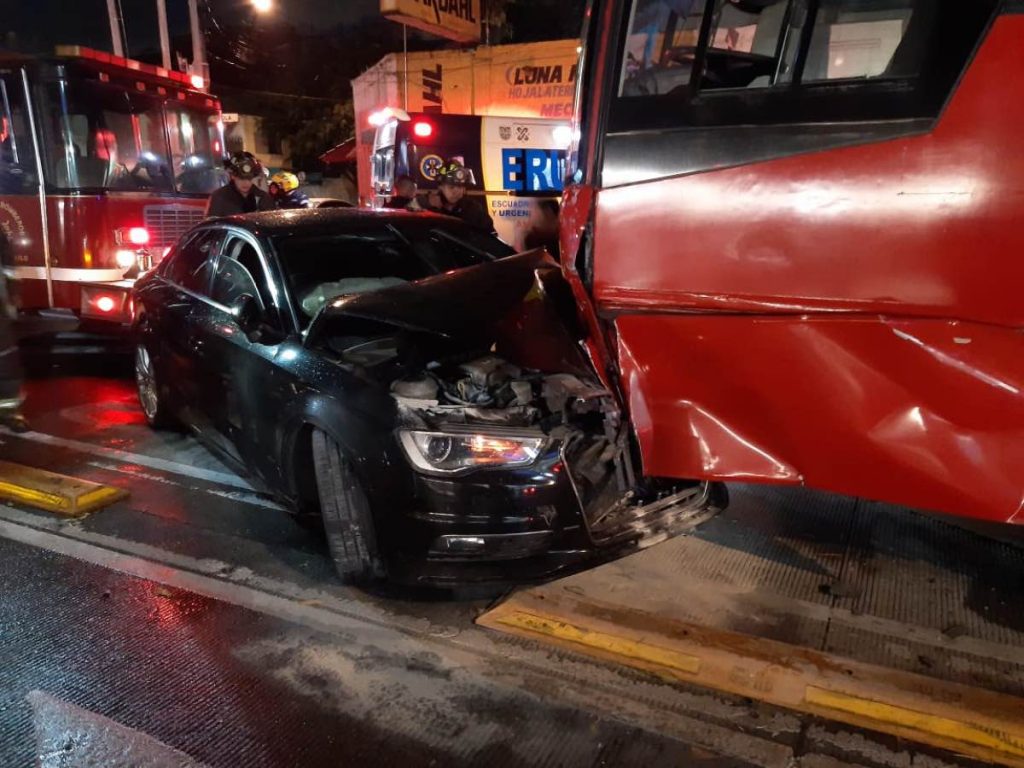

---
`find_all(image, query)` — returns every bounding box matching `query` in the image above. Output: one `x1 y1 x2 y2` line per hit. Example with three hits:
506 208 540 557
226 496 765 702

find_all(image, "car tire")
134 339 176 430
311 429 385 583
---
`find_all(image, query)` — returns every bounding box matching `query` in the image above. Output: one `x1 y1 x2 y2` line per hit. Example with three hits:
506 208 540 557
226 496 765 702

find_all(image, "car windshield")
272 218 516 328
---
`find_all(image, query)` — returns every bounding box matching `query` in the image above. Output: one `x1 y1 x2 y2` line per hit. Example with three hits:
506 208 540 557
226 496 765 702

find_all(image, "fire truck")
371 110 571 244
562 0 1023 524
0 46 225 326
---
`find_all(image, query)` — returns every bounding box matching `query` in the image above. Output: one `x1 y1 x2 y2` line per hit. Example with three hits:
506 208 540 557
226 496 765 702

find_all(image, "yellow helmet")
270 171 300 192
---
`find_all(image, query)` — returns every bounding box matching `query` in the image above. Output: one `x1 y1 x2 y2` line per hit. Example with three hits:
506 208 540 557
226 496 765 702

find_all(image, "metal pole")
188 0 206 85
156 0 172 70
21 69 53 308
106 0 125 57
403 24 409 111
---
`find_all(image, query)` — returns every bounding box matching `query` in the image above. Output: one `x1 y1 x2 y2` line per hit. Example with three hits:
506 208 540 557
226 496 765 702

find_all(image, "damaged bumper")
310 250 725 584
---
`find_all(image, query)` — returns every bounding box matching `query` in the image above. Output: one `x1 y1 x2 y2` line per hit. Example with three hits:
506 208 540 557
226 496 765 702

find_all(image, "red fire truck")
0 46 225 326
562 0 1023 524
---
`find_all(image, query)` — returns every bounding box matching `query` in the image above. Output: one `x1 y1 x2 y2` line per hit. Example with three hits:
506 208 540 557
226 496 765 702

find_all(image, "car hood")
305 249 594 377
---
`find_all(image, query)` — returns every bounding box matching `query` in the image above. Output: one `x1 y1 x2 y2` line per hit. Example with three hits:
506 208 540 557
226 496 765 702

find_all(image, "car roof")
205 208 457 238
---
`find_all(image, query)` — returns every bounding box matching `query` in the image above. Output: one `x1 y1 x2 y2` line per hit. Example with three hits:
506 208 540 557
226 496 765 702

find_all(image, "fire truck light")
95 296 117 313
115 250 137 269
128 227 150 245
413 121 434 139
190 74 205 90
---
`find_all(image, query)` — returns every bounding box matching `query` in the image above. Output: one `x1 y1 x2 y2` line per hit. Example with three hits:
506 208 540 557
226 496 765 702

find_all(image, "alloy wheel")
135 344 160 421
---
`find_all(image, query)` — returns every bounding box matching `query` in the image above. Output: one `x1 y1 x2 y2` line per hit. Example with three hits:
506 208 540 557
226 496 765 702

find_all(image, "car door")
153 227 224 430
195 229 292 484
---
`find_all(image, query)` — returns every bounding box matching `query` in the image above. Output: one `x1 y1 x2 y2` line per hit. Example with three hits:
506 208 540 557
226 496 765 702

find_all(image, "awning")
319 137 357 165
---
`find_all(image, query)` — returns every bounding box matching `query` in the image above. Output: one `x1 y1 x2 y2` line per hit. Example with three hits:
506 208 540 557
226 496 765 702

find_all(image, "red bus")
0 46 225 326
563 0 1023 524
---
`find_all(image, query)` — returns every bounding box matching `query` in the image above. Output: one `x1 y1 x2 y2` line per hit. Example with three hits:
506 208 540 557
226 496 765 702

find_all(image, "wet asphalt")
0 345 997 768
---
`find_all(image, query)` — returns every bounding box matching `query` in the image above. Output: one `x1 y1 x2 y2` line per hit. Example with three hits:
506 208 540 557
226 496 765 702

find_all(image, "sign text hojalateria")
380 0 481 43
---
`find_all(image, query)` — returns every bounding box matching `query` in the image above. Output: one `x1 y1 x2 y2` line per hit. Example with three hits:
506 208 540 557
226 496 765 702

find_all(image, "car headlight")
399 430 544 475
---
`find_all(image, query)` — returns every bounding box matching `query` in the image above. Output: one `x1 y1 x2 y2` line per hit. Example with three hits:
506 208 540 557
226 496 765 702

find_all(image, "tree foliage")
485 0 589 44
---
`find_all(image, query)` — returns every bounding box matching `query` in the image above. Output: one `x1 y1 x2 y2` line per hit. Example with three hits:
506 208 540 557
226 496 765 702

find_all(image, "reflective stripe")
8 267 125 282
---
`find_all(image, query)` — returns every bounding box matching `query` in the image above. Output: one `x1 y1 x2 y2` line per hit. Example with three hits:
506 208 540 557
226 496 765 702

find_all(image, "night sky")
2 0 381 58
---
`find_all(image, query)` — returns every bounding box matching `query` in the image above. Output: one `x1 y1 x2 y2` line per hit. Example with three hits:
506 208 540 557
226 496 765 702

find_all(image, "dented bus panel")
564 0 1024 522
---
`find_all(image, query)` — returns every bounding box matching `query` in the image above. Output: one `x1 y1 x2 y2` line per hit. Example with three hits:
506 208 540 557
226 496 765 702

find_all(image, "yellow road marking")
0 461 127 517
805 686 1024 759
480 593 1024 767
0 480 69 511
493 609 702 675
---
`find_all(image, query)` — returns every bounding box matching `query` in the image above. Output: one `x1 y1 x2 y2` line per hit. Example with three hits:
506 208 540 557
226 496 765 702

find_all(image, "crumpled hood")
305 249 594 377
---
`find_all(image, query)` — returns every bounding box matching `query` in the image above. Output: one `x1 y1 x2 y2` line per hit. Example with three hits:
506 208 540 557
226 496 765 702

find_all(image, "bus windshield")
39 75 225 194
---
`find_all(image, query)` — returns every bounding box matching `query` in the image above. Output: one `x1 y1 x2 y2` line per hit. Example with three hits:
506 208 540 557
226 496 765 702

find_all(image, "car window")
272 219 515 328
164 229 223 295
209 236 257 300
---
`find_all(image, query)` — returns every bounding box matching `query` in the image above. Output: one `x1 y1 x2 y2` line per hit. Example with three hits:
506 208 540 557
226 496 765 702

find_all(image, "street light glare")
252 0 273 12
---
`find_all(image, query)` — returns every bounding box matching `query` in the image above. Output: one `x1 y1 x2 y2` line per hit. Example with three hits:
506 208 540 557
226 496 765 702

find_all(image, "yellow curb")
479 592 1024 767
0 460 127 517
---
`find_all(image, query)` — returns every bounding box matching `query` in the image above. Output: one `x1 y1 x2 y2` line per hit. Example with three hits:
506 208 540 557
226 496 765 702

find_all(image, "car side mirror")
230 294 261 338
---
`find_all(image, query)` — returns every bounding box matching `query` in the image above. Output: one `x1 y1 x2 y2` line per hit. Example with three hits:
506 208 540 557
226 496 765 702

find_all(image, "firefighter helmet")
225 152 263 180
270 171 300 193
438 160 476 187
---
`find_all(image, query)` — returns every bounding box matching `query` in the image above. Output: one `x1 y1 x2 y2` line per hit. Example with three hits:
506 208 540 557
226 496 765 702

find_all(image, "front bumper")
380 445 722 585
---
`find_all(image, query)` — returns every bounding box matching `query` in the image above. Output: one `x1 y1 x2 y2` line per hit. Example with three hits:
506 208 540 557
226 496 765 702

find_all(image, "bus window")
166 107 228 195
39 78 172 192
0 72 38 195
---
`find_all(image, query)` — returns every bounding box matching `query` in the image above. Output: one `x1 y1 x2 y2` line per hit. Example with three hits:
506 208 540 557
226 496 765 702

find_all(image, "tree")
485 0 589 44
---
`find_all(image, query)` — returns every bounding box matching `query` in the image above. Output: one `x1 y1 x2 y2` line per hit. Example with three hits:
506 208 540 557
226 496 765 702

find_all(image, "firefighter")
428 161 495 233
206 152 277 217
269 171 311 209
0 236 26 432
385 175 422 211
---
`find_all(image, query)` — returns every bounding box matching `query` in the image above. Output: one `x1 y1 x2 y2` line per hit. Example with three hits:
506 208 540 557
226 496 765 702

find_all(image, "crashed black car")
132 209 723 583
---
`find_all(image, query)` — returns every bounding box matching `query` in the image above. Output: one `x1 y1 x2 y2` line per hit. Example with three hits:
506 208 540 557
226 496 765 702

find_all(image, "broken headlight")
399 430 544 475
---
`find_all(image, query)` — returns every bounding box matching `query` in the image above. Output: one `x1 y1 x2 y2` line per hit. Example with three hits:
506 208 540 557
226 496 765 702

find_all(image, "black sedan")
132 209 722 584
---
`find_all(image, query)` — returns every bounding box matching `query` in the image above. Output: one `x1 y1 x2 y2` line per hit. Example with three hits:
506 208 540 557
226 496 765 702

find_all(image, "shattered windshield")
273 218 515 327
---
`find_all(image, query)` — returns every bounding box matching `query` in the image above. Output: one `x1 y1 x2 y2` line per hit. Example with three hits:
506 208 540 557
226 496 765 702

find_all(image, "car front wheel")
134 341 175 429
311 429 385 583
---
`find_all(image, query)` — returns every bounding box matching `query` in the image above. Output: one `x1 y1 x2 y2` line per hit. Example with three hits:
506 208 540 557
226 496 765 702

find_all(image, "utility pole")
187 0 209 87
106 0 125 57
156 0 172 70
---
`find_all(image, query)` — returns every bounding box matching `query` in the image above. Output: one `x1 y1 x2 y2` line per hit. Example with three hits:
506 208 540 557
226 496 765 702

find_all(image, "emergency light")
413 121 434 139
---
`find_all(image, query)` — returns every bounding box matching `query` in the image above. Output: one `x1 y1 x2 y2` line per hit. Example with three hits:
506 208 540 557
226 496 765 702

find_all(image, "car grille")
143 205 204 248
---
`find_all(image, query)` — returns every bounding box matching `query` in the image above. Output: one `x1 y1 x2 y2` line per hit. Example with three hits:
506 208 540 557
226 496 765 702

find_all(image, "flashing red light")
412 121 434 139
214 140 222 153
127 227 150 246
95 296 117 313
190 74 205 90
